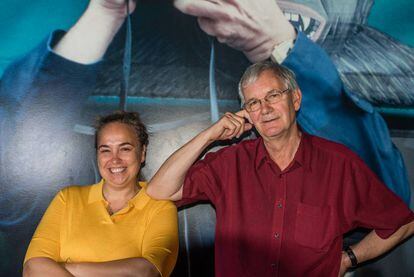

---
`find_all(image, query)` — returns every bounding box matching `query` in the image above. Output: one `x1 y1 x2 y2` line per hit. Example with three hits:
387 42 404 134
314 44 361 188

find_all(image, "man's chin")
259 128 284 139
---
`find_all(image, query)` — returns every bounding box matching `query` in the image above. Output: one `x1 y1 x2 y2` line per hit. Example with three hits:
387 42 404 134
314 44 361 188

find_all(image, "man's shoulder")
307 134 362 163
205 137 260 159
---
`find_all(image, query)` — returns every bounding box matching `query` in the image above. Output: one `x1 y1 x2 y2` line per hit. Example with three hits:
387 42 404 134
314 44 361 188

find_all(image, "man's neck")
263 125 302 171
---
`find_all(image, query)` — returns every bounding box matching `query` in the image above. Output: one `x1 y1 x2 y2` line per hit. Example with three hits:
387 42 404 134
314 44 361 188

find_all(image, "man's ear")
293 88 302 111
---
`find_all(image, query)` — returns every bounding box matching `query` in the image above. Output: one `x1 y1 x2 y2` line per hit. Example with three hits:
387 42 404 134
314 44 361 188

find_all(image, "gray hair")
238 61 298 105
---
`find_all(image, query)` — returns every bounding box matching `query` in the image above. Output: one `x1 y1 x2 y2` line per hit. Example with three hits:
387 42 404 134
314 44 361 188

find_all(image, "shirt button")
277 203 282 208
274 233 280 239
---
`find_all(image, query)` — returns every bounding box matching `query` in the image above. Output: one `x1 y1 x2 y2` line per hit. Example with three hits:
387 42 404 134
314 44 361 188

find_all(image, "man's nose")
260 100 273 114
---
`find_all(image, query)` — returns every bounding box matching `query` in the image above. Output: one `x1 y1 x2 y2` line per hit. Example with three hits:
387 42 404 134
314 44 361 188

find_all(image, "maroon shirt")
179 132 414 276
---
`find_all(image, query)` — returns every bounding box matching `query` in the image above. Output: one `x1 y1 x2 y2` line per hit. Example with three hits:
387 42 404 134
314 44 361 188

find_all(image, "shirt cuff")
270 39 295 64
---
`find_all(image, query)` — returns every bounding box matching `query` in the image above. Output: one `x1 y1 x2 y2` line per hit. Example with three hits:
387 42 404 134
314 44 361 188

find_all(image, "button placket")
276 200 283 208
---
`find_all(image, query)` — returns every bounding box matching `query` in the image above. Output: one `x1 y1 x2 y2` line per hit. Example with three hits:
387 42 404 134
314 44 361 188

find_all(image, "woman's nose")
110 152 122 163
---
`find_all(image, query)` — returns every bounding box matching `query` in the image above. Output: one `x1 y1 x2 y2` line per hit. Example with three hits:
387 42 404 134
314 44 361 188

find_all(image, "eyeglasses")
243 88 290 112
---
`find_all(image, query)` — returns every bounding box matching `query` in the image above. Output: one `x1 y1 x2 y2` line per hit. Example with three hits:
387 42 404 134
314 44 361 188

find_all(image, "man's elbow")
406 220 414 238
145 185 167 200
146 185 182 202
395 220 414 242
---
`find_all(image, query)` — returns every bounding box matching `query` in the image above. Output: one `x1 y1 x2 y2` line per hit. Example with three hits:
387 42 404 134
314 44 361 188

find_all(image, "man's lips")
261 117 279 123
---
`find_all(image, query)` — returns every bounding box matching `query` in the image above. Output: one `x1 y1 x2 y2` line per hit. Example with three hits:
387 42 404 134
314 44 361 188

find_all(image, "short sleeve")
141 202 179 277
24 189 67 263
178 151 226 206
342 158 414 238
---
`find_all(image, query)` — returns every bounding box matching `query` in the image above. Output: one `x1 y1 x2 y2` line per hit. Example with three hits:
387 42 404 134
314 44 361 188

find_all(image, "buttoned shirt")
25 180 179 277
179 132 414 277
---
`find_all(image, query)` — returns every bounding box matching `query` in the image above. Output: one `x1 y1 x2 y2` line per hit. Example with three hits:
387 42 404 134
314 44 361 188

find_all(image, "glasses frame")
243 87 290 112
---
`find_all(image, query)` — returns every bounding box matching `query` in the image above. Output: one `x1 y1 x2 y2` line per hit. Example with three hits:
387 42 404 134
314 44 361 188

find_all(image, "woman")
23 111 178 277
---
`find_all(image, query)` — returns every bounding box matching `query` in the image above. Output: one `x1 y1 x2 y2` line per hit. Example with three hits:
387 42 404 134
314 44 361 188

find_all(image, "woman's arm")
24 257 160 277
63 258 159 277
62 202 178 277
23 258 73 277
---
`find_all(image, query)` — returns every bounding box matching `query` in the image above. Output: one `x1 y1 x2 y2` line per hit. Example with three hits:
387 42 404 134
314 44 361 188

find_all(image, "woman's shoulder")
57 183 98 203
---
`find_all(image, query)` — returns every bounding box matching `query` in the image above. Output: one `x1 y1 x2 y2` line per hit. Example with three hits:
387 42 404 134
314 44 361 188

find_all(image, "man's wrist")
344 246 358 268
269 26 297 64
270 39 295 64
340 251 354 277
200 127 217 146
85 2 128 28
88 1 130 21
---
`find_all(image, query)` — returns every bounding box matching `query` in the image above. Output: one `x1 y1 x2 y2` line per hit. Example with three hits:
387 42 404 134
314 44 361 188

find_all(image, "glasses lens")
266 92 282 103
248 100 260 112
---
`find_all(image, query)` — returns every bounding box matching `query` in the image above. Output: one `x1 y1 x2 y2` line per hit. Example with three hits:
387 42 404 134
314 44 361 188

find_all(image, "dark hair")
238 60 298 105
94 111 149 149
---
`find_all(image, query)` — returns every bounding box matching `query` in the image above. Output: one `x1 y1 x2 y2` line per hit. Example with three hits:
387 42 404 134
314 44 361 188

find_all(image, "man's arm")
146 111 252 201
173 0 295 63
53 0 135 64
339 221 414 276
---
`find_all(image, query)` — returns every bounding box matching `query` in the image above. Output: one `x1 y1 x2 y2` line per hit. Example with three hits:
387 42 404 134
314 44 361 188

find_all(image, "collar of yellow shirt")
88 179 151 215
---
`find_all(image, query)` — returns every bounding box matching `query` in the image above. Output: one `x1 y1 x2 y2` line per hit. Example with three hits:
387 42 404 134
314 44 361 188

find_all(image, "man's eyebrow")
267 88 285 94
245 89 281 103
245 97 258 103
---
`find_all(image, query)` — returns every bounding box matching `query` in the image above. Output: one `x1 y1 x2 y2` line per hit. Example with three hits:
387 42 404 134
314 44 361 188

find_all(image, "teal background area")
0 0 87 76
0 0 413 76
368 0 414 47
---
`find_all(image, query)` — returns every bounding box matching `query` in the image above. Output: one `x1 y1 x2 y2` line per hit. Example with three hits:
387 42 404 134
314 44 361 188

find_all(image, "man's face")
243 70 301 141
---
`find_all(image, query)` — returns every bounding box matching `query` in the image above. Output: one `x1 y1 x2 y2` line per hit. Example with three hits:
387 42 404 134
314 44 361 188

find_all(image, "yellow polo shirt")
24 180 178 277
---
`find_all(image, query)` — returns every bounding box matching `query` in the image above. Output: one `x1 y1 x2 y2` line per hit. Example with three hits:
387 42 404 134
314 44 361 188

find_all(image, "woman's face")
96 122 146 190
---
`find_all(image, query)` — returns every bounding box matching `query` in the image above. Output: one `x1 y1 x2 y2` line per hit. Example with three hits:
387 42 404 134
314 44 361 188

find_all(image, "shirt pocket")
294 202 338 252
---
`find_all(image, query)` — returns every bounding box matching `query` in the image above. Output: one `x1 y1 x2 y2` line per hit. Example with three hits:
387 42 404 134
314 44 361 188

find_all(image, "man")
146 61 414 276
173 0 411 205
